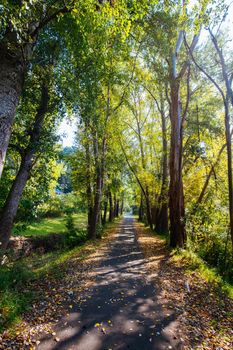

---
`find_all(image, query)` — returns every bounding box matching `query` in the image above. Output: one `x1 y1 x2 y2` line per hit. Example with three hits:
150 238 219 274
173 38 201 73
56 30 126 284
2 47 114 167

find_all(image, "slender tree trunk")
138 194 143 221
224 100 233 248
120 197 124 215
0 51 25 179
136 113 153 229
0 81 49 250
86 142 93 233
116 199 120 217
0 153 34 250
196 143 226 206
88 168 102 239
113 193 117 218
108 190 114 222
155 96 168 234
169 79 186 247
145 189 153 229
102 193 108 225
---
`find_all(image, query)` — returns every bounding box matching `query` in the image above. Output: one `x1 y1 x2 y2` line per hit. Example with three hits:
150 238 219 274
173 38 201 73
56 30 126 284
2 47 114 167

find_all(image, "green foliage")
1 0 233 334
0 263 34 332
187 206 233 283
65 213 88 247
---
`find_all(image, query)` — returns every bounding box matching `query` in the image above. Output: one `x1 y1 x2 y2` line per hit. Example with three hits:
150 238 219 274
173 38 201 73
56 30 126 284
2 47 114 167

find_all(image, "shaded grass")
0 218 120 333
13 213 87 237
172 248 233 299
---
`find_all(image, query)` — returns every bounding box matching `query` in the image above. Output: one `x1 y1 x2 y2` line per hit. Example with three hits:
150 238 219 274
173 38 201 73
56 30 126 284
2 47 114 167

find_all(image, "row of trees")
0 1 232 280
0 0 151 249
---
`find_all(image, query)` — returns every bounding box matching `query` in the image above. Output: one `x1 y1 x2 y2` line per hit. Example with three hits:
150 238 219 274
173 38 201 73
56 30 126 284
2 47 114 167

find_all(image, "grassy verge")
172 248 233 298
0 218 120 333
13 213 87 237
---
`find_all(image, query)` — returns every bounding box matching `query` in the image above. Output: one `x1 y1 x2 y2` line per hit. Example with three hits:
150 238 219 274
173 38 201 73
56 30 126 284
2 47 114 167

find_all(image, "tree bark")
88 132 103 239
224 100 233 249
85 140 93 233
169 79 186 247
138 194 143 221
108 190 114 222
120 197 124 215
113 193 117 218
0 49 25 179
88 169 102 239
0 81 49 250
116 199 120 217
102 193 108 225
155 94 168 234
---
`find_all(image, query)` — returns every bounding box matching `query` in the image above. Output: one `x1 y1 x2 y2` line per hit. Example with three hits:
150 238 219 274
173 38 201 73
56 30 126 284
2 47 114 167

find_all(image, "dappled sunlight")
36 218 182 350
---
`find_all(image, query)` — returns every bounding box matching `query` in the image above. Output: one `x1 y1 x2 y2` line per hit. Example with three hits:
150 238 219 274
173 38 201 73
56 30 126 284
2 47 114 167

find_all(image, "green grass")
13 213 87 237
172 248 233 299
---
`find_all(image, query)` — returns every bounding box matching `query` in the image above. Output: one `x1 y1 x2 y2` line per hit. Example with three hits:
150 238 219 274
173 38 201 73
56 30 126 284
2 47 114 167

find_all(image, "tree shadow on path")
38 218 183 350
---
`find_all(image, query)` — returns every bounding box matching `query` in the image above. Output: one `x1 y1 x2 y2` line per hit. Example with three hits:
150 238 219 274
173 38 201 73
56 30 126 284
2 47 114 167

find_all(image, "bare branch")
184 35 226 103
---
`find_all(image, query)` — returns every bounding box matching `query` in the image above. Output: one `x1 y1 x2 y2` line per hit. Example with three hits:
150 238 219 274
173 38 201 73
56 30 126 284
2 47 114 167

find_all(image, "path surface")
38 218 182 350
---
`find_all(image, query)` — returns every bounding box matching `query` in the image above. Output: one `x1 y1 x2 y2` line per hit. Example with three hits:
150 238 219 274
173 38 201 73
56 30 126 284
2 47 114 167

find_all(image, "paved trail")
38 218 182 350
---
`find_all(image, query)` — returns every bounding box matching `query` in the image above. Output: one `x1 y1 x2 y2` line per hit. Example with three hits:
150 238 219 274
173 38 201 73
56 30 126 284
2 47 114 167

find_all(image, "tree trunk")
86 144 93 233
155 97 168 234
102 193 108 225
113 193 117 218
0 50 25 179
0 81 49 250
88 169 102 239
169 79 186 247
138 194 143 221
0 153 33 250
224 100 233 249
145 188 153 229
135 111 153 229
108 190 114 222
120 197 124 215
116 199 120 217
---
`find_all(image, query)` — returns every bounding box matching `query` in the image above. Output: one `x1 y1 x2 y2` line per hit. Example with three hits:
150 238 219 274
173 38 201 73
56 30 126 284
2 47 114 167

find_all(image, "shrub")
64 213 88 247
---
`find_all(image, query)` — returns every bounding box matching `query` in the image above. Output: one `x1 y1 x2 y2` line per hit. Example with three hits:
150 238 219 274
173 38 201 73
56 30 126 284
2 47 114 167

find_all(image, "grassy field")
13 213 87 237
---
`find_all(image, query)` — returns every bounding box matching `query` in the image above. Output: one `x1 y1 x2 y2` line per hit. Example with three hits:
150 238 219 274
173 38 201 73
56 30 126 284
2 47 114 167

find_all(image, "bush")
187 206 233 283
38 193 85 218
64 213 88 247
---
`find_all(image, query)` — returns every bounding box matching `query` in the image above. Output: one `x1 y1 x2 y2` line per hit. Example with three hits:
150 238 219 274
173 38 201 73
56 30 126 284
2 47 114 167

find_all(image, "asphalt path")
38 217 182 350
